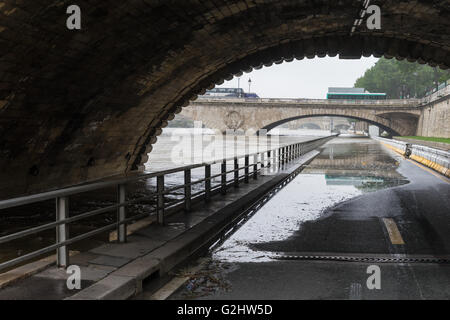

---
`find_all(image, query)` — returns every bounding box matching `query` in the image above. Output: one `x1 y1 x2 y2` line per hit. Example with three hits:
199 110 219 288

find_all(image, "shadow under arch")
298 123 322 130
259 114 401 137
335 124 351 130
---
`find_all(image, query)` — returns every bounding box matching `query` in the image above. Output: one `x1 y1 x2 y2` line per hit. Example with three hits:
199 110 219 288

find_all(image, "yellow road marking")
382 218 405 245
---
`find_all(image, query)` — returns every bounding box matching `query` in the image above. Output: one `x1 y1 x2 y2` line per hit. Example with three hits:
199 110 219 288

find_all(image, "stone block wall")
417 96 450 138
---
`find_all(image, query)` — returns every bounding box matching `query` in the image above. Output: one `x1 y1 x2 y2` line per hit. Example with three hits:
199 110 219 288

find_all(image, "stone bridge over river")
183 98 423 136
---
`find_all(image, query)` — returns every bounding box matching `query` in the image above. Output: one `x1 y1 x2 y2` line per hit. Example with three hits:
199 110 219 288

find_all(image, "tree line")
354 58 450 99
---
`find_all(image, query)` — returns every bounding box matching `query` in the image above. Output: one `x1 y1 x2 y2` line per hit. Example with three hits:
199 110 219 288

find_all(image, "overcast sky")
216 56 379 99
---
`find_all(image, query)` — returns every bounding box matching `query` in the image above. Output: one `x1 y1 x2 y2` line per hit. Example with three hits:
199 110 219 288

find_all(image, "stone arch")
135 33 447 169
1 1 450 197
261 114 403 137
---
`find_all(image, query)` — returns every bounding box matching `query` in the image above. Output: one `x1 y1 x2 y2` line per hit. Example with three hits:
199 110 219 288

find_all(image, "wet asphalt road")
169 137 450 300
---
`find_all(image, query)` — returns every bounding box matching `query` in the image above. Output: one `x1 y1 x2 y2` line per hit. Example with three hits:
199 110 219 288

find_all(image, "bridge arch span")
182 101 421 138
261 114 401 137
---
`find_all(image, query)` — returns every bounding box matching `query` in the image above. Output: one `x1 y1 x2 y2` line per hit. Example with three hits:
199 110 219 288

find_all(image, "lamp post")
237 77 241 97
248 78 252 94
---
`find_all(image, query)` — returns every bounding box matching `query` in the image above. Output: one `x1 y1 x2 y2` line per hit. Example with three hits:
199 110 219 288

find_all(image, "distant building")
327 87 386 100
200 88 259 99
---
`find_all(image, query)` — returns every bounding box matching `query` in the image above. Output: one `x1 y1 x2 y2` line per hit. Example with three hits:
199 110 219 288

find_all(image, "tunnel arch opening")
2 0 450 197
134 34 449 170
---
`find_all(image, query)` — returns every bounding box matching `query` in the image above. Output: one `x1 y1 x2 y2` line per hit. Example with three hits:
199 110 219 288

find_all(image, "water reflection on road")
212 136 409 263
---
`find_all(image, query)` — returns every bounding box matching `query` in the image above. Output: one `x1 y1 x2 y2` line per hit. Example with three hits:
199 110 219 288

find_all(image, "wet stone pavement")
169 136 450 300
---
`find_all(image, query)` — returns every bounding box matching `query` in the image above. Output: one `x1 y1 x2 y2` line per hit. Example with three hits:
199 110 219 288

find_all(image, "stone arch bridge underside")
183 99 422 137
0 0 449 198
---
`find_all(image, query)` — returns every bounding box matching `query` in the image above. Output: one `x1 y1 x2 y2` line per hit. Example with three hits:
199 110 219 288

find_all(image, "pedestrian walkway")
0 151 320 300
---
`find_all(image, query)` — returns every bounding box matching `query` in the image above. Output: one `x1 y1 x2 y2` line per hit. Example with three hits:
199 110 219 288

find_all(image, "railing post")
56 196 69 268
205 164 211 202
234 158 239 188
221 160 227 195
284 146 287 163
244 155 249 183
267 151 271 168
253 154 258 179
117 184 127 243
279 148 282 165
273 148 277 167
184 169 192 212
157 175 165 225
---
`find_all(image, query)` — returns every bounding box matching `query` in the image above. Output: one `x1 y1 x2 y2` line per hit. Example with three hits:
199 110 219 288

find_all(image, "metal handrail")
0 135 336 272
0 135 330 209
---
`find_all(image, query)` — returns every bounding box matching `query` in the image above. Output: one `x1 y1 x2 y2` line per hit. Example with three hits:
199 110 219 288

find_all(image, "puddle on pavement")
210 137 409 264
